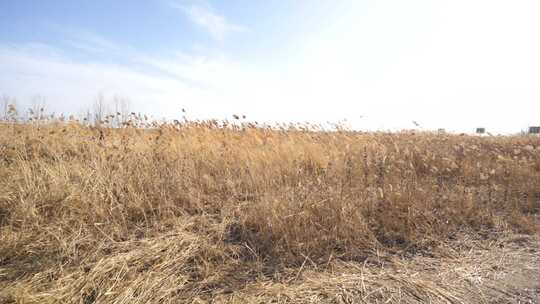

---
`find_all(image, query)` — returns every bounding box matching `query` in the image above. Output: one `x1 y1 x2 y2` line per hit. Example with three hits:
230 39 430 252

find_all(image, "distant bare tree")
113 95 130 127
93 93 108 126
1 95 10 121
1 95 18 122
29 95 47 122
84 109 92 126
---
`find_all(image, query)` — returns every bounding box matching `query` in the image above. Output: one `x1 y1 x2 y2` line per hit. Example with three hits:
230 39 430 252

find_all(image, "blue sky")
1 0 540 133
0 1 319 65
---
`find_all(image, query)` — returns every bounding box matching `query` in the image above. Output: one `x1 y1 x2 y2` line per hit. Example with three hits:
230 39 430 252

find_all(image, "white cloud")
170 1 247 41
0 44 222 118
3 31 539 134
44 24 127 55
3 0 540 133
0 41 360 127
64 30 122 54
275 0 540 133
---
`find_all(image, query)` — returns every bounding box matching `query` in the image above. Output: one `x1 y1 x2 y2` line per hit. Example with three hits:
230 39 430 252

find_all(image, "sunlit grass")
0 112 539 303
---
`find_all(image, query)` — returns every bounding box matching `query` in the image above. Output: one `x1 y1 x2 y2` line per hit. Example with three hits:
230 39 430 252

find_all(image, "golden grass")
0 121 539 303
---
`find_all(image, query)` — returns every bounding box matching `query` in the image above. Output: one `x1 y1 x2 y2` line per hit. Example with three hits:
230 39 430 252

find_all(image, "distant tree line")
0 93 136 128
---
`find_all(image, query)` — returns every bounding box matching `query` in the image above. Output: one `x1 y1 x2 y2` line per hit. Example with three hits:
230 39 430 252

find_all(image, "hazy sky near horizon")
1 0 539 133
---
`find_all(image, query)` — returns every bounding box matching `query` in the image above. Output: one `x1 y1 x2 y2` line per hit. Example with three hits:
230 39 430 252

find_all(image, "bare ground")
219 233 540 304
0 233 539 303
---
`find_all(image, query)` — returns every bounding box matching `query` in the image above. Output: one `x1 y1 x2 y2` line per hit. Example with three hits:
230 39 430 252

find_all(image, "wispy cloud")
43 23 126 55
0 43 206 115
169 1 247 41
64 30 122 54
0 42 264 120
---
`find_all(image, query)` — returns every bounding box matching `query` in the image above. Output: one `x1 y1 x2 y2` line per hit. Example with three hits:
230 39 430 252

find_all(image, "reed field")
0 117 539 303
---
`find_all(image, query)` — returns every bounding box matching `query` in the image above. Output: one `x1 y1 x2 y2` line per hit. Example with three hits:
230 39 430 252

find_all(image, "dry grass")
0 120 539 303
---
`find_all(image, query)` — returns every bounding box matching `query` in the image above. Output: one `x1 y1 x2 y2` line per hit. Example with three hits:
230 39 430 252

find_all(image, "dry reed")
0 118 539 303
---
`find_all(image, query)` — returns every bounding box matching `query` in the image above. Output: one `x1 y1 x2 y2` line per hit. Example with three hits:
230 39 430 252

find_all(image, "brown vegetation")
0 120 539 303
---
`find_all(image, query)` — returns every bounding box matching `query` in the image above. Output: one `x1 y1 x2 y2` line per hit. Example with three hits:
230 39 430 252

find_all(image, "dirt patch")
0 234 539 303
222 234 540 303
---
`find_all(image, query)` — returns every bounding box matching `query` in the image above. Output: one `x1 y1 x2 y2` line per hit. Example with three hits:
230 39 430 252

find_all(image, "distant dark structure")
529 126 540 134
476 127 485 134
